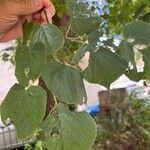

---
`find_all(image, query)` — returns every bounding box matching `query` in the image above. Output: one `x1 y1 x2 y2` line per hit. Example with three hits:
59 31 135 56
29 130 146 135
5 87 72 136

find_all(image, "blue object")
85 104 100 117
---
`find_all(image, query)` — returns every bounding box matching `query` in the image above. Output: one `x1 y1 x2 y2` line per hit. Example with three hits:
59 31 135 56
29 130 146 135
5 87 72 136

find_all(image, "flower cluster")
76 0 110 48
77 0 109 16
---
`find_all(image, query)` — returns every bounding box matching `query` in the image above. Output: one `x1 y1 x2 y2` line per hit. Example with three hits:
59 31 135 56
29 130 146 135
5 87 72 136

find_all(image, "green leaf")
32 24 65 54
1 84 46 139
142 48 150 79
27 44 47 80
40 116 59 137
71 16 101 36
88 30 117 50
66 0 100 35
74 44 97 65
15 43 47 87
65 0 78 17
42 62 87 104
15 46 30 87
88 30 103 46
74 44 88 64
41 116 62 149
117 40 135 65
103 39 118 50
125 69 143 82
123 20 150 44
42 104 97 150
23 21 34 45
66 0 89 17
83 47 128 88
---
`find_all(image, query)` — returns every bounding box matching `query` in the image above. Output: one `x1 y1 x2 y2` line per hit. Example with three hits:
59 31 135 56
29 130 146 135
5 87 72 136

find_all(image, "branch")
39 77 56 120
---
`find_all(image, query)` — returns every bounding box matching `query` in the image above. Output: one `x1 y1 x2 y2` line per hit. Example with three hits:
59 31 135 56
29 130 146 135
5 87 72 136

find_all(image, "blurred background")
0 0 150 149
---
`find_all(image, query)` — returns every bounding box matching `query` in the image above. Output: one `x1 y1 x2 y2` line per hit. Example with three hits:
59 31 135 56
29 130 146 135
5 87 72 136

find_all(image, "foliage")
93 93 150 150
0 0 150 149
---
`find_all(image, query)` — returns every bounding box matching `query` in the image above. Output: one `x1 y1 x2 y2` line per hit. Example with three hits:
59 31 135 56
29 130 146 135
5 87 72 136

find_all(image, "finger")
33 5 55 23
0 18 24 42
16 0 55 16
42 18 52 24
32 18 42 24
33 13 41 21
25 15 34 22
12 0 43 15
46 5 55 18
33 18 52 24
44 0 55 14
33 15 52 24
41 7 55 23
43 0 50 7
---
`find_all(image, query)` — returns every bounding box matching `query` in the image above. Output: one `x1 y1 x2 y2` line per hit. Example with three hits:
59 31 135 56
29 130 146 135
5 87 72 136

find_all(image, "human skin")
0 0 55 42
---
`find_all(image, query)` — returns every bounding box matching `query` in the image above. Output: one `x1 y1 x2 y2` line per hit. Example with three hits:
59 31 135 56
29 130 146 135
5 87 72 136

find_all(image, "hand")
0 0 55 42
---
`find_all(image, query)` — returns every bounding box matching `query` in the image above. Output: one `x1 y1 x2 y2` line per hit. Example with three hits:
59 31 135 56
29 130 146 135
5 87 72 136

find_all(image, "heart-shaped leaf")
1 84 47 139
42 62 87 104
42 104 97 150
83 47 128 88
32 24 65 54
15 43 47 87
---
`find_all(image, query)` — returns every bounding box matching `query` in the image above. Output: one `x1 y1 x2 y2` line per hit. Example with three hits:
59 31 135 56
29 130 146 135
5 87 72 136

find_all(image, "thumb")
15 0 44 15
